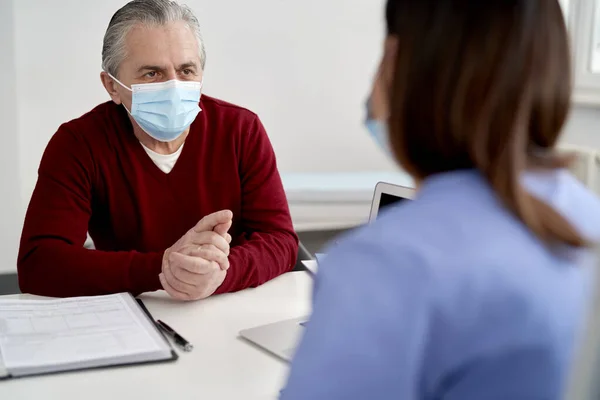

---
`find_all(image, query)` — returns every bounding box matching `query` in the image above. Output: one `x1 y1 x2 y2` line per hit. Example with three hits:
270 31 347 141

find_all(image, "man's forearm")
215 230 299 294
18 239 164 297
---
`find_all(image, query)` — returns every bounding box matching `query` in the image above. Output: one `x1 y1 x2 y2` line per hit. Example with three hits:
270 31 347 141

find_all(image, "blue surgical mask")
109 73 202 142
365 99 392 156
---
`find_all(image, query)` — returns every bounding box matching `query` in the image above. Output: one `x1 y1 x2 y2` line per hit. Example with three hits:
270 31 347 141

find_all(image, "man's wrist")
129 251 165 294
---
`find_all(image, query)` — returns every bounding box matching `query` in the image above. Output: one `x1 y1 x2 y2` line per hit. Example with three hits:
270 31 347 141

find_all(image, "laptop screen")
377 193 408 218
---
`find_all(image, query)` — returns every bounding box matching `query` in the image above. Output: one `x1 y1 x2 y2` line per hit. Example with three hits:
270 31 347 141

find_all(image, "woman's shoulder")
320 195 591 376
320 180 592 328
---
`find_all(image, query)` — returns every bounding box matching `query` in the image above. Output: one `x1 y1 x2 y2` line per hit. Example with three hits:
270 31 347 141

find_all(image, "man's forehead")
123 22 201 67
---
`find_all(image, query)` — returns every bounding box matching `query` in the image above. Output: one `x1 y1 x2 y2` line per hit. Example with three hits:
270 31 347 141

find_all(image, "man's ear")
100 72 122 105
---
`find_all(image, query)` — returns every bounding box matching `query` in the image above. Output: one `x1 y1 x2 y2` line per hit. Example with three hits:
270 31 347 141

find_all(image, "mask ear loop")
106 72 134 114
106 72 133 92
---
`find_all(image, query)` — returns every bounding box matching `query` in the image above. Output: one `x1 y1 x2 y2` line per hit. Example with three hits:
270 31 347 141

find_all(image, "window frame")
572 0 600 105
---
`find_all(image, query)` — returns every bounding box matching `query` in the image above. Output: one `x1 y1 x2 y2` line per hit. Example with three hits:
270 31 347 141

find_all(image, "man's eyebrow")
136 65 166 73
177 62 198 70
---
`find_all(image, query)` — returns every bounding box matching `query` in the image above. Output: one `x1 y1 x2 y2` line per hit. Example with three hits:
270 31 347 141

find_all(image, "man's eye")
182 69 192 75
145 71 156 78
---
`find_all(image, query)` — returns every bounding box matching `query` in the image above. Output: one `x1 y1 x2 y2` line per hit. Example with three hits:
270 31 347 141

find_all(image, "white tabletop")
0 271 313 400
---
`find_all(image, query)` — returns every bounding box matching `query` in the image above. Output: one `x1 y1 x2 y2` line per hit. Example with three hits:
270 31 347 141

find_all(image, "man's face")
105 21 204 111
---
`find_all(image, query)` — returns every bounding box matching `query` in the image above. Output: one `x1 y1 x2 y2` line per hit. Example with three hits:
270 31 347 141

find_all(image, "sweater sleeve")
17 126 163 297
215 115 298 294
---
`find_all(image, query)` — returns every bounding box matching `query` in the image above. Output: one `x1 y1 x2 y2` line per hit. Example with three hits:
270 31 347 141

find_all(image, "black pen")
157 320 194 352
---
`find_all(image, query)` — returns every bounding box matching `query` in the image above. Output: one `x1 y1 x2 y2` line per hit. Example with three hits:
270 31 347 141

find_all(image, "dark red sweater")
18 95 298 297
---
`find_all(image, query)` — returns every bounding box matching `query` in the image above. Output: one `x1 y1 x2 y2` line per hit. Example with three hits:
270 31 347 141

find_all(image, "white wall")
1 0 600 274
0 0 24 275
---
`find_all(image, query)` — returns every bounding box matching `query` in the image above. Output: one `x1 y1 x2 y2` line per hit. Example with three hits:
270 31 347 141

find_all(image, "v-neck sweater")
18 95 298 297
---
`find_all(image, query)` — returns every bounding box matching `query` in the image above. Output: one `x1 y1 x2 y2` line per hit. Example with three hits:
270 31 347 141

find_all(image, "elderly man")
17 0 298 300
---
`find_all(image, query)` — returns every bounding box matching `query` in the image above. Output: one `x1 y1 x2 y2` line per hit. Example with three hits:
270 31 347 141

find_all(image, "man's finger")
170 262 205 285
186 247 230 271
160 273 192 301
225 233 232 244
169 251 220 275
193 210 233 233
163 261 197 294
179 244 218 256
186 231 230 255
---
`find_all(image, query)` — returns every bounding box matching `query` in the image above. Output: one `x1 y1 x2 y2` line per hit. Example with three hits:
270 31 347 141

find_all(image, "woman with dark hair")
282 1 600 399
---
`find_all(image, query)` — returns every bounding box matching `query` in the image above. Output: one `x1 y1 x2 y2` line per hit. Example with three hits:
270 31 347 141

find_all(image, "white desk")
0 272 313 400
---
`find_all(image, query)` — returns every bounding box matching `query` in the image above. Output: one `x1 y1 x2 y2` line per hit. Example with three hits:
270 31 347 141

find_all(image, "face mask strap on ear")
104 71 134 114
106 72 133 92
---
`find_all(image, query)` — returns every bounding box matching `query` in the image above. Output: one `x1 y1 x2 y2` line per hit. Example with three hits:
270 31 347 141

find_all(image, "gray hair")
102 0 206 77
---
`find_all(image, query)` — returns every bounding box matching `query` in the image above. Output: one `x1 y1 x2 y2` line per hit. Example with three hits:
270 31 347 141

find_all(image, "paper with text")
0 293 170 374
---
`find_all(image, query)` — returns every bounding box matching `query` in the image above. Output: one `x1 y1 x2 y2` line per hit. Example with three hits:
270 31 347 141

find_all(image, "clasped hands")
160 210 233 301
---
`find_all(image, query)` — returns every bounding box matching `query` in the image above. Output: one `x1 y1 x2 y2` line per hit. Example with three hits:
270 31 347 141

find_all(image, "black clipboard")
0 295 178 381
136 297 180 359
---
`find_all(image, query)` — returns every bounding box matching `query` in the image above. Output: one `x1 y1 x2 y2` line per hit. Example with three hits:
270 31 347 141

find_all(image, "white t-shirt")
140 142 184 174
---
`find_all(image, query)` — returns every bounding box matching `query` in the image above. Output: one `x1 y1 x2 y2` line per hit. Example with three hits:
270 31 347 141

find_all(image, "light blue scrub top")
282 169 600 400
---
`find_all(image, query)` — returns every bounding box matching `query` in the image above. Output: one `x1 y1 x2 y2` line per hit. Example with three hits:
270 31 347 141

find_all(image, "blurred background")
1 0 600 280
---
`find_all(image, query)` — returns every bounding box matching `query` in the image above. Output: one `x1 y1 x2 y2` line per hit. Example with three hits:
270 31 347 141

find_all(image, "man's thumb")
193 210 233 232
213 220 232 236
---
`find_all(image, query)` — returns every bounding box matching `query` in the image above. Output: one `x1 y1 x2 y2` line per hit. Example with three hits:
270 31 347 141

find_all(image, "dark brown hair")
385 0 586 247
